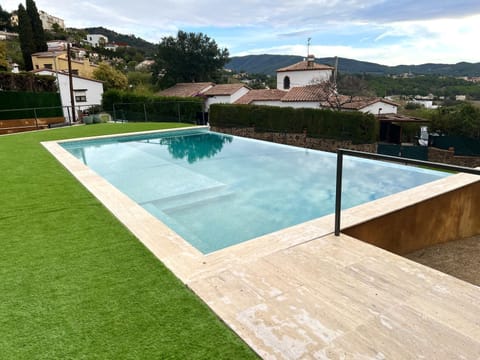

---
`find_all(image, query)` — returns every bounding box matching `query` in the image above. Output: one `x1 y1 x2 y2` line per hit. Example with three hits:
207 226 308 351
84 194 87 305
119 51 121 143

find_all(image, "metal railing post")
334 149 343 236
143 103 148 122
33 108 39 129
333 148 480 237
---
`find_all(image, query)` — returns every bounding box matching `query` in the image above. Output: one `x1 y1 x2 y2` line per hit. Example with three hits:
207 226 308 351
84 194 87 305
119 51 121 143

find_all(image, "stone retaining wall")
428 147 480 168
211 126 377 153
212 126 480 167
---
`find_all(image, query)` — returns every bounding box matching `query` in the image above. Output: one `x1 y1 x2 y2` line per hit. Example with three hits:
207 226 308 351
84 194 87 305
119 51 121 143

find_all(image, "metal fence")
0 104 103 132
377 143 428 161
334 149 480 236
111 101 207 125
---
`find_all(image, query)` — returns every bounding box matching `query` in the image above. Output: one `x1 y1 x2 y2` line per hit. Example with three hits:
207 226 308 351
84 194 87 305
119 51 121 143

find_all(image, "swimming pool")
61 128 448 253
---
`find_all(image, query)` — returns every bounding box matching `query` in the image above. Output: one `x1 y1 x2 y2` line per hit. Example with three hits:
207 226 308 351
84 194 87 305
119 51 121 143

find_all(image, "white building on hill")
39 10 65 30
84 34 109 48
276 55 334 90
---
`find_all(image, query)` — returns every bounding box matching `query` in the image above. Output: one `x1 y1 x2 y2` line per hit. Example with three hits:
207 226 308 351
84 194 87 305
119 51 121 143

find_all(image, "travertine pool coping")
42 127 480 359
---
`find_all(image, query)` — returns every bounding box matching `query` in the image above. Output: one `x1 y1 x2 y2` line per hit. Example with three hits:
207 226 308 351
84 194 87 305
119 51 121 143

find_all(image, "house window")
71 69 79 75
44 64 52 69
283 76 290 90
74 89 87 103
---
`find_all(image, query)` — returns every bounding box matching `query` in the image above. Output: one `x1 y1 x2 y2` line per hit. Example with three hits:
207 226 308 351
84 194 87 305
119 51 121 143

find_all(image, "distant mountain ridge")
226 54 480 77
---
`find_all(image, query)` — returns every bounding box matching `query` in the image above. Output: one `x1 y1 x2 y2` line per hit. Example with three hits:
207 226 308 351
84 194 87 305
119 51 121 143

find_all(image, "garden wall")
210 126 377 153
428 147 480 168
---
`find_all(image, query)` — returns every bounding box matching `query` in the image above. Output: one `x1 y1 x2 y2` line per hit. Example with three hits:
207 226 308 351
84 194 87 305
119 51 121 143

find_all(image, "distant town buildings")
83 34 108 48
47 40 68 51
0 31 18 41
31 49 97 78
38 10 65 30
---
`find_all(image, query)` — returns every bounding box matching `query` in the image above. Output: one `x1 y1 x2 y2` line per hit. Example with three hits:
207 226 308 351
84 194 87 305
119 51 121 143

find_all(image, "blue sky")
3 0 480 65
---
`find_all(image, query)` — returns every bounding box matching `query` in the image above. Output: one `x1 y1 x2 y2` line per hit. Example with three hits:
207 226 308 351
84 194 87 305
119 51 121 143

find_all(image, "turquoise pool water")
62 129 448 254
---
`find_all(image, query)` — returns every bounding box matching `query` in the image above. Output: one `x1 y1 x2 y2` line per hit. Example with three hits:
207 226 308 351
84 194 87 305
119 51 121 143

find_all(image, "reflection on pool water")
62 129 448 254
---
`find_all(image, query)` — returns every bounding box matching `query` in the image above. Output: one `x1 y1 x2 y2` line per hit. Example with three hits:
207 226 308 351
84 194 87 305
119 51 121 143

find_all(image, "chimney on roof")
307 54 315 67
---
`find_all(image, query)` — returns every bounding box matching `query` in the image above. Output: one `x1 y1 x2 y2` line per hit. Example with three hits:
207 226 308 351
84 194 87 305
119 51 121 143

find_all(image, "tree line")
364 74 480 100
17 0 47 71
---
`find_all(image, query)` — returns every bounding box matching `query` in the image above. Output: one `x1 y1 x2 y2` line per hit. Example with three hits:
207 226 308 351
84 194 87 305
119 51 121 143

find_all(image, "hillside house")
203 84 250 110
235 83 397 114
159 55 397 115
31 50 97 79
84 34 109 48
157 82 214 97
34 69 103 119
47 40 68 51
277 55 334 90
39 10 65 30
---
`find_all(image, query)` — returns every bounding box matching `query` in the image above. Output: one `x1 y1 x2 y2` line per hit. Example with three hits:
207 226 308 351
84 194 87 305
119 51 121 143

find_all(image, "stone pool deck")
43 129 480 359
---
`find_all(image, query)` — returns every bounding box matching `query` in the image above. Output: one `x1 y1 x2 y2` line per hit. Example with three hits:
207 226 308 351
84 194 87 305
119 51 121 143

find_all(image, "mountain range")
74 27 480 77
226 54 480 77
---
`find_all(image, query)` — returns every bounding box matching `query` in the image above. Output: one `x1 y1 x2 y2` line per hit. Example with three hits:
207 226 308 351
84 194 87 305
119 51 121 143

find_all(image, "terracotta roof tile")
157 82 214 97
277 60 334 72
340 97 399 110
281 84 330 102
203 83 249 96
234 89 287 104
280 84 399 111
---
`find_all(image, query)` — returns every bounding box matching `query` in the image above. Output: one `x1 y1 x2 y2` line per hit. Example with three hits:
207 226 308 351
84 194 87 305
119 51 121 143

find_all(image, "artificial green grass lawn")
0 123 258 359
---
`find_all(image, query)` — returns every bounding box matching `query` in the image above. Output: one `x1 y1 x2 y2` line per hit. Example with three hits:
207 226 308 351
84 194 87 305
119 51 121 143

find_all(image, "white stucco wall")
360 102 397 115
411 100 435 109
250 100 320 109
250 100 284 107
37 70 104 119
205 87 250 110
280 101 321 109
277 69 332 90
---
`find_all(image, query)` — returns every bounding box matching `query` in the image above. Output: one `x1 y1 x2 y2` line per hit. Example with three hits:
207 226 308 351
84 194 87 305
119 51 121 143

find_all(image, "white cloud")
3 0 480 65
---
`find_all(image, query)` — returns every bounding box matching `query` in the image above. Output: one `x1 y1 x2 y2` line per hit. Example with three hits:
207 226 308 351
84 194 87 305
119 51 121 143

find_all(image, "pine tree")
17 4 35 71
26 0 47 52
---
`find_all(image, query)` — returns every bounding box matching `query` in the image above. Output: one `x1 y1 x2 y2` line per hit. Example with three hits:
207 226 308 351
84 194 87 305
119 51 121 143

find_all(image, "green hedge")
209 104 378 144
0 91 63 120
102 90 204 123
0 72 57 92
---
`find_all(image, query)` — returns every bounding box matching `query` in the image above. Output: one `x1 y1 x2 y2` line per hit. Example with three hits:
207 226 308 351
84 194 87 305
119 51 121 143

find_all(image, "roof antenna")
307 37 311 57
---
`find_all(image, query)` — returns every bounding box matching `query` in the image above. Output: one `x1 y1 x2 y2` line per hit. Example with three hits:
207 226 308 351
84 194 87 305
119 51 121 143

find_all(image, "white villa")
84 34 109 48
203 84 250 111
34 69 104 119
159 55 398 115
276 55 334 90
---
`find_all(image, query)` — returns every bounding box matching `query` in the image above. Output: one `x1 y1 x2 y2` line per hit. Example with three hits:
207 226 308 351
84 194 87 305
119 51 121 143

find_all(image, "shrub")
0 72 57 92
0 91 62 120
209 104 378 144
